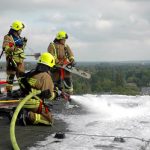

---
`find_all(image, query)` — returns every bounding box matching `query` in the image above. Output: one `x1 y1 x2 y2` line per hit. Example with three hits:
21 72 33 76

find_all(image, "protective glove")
57 89 62 96
69 58 76 67
8 58 17 70
69 57 74 63
54 87 62 97
22 37 28 43
49 87 62 101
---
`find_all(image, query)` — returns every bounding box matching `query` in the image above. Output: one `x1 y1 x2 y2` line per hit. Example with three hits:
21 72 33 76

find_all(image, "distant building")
141 87 150 95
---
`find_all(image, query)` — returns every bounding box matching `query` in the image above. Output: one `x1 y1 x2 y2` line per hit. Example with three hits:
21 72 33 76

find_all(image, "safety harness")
37 100 49 114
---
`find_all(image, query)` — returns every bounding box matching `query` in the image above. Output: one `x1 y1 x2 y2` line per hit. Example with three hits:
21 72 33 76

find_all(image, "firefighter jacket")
48 42 74 66
20 71 55 101
2 32 26 63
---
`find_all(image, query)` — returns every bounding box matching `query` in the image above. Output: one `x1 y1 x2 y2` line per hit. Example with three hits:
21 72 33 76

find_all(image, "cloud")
95 19 113 30
1 0 150 61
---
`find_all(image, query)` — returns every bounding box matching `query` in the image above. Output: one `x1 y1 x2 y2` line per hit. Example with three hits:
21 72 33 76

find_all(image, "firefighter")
18 52 57 126
2 20 27 96
47 31 75 94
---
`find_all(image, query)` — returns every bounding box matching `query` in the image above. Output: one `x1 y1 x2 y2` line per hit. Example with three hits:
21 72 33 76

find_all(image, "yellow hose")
0 100 19 103
10 90 41 150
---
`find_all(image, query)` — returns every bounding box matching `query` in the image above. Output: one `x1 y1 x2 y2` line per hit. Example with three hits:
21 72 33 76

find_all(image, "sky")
0 0 150 62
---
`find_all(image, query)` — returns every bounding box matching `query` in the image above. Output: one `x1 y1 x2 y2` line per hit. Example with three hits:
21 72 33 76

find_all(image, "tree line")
73 62 150 95
1 61 150 95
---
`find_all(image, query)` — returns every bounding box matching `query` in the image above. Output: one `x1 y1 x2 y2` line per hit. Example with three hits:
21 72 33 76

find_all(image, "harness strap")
37 100 43 113
44 106 49 113
60 68 65 80
37 100 49 114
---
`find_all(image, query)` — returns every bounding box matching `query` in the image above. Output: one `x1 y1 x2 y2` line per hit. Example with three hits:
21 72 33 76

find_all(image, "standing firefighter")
2 20 27 96
47 31 75 94
18 52 57 125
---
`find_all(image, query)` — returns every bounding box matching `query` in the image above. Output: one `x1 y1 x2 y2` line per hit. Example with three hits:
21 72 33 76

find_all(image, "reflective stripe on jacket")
2 34 26 63
28 72 55 101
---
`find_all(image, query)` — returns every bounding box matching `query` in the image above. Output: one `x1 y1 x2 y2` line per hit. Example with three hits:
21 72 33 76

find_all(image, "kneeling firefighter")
2 20 27 97
47 31 75 95
18 52 57 126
